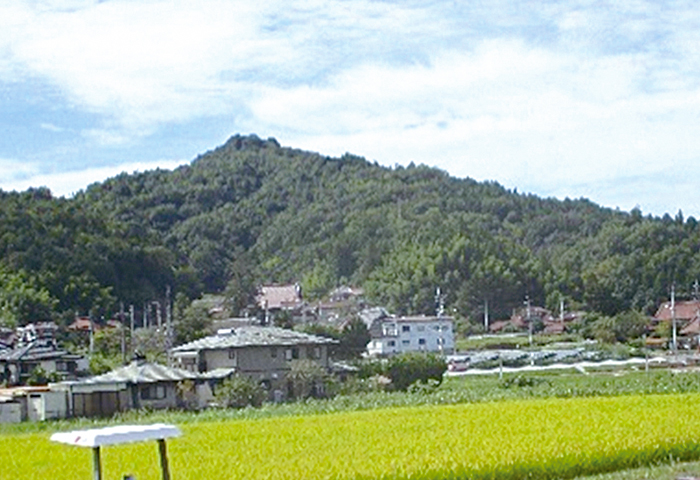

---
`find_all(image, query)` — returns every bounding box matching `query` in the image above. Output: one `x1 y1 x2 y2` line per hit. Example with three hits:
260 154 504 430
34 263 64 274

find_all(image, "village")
1 281 698 424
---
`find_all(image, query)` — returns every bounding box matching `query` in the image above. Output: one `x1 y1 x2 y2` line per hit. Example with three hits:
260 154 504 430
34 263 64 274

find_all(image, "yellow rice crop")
2 393 700 480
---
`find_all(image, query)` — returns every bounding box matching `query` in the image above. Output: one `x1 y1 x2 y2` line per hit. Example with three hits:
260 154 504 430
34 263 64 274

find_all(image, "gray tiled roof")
79 361 197 384
172 326 336 353
0 340 77 362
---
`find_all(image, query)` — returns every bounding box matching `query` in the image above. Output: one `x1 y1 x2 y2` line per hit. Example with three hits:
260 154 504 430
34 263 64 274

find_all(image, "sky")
1 0 700 218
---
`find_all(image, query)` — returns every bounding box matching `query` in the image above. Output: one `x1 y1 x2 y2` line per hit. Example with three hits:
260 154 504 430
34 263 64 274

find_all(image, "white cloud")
0 158 190 197
251 39 700 186
1 0 700 217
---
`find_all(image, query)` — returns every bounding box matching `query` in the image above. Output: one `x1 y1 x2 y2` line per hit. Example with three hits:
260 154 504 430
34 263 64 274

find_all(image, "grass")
6 393 700 480
2 368 700 437
454 332 585 350
5 368 700 479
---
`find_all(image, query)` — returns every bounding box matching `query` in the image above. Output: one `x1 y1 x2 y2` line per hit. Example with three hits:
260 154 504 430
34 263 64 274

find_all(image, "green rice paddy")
4 393 700 480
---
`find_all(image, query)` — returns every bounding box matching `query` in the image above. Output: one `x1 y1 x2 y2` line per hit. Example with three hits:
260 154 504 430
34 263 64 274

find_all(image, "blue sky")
1 0 699 218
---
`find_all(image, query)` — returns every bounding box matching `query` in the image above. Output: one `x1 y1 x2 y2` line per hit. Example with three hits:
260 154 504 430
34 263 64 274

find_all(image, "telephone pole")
525 295 532 346
671 284 677 354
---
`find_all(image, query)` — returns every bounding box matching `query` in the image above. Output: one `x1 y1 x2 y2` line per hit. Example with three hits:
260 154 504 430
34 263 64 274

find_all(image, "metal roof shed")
50 423 181 480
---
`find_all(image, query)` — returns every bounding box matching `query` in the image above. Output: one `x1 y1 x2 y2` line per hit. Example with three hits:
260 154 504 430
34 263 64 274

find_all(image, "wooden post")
158 439 171 480
92 447 102 480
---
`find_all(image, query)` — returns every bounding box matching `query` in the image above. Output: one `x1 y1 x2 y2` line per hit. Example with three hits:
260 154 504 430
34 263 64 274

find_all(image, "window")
286 347 299 361
313 347 321 359
401 325 411 333
387 340 396 347
402 340 410 346
228 349 237 359
271 347 277 358
437 338 445 345
141 384 166 400
417 325 425 332
418 338 426 345
382 323 398 336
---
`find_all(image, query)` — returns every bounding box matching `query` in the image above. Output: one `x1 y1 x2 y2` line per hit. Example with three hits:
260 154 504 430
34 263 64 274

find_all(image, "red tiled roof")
654 300 700 321
68 317 93 331
257 284 303 310
681 317 700 335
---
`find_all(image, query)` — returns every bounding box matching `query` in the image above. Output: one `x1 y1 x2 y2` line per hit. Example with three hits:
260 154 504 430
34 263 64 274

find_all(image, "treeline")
1 134 699 329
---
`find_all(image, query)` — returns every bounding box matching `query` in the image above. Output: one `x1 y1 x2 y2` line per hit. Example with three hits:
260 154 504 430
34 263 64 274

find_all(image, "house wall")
201 344 329 379
72 390 129 418
197 343 330 401
27 391 68 421
132 382 179 410
368 319 454 356
0 402 21 423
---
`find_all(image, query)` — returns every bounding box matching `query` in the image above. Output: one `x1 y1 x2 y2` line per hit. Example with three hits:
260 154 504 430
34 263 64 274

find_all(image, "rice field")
3 393 700 480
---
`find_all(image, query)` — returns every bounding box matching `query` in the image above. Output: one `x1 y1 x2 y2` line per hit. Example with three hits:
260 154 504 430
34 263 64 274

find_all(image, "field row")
4 393 700 480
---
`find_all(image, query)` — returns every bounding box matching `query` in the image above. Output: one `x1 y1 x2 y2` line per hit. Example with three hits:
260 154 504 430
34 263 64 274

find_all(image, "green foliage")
579 310 650 344
26 366 60 386
500 375 551 389
273 310 294 329
359 352 448 391
0 267 56 327
285 360 334 400
215 375 267 408
337 318 371 359
89 354 117 375
174 294 213 345
2 134 700 326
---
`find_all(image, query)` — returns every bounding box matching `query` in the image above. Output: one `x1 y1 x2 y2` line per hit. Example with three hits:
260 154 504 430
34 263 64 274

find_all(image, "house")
258 284 304 311
653 299 700 347
0 338 88 386
171 326 336 399
654 299 700 323
365 315 455 356
55 360 224 417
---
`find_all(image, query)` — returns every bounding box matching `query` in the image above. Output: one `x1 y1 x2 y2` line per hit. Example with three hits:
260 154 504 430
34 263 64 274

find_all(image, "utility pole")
129 304 135 358
153 301 162 330
671 284 677 355
88 312 95 357
120 302 126 364
166 286 172 367
484 299 489 332
560 298 565 323
525 295 532 347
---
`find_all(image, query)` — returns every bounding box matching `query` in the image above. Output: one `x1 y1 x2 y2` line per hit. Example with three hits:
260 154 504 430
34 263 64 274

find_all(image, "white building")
366 315 454 356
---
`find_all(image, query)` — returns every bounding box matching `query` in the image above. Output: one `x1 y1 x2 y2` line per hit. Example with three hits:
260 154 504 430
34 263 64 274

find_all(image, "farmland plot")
3 393 700 480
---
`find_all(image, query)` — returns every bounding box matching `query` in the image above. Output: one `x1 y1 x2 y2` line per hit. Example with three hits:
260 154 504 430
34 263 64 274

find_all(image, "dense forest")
1 134 699 330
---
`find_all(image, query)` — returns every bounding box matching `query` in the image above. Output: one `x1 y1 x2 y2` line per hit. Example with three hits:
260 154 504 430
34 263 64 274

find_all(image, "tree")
215 375 266 408
0 268 57 327
174 294 212 345
337 318 370 359
285 360 333 400
386 352 447 391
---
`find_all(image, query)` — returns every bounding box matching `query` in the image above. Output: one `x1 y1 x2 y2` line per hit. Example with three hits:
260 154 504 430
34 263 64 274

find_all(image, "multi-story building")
366 315 454 356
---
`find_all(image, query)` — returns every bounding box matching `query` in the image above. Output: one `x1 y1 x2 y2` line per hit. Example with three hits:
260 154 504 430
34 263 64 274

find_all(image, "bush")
286 360 334 400
215 375 267 408
386 353 447 391
27 366 60 386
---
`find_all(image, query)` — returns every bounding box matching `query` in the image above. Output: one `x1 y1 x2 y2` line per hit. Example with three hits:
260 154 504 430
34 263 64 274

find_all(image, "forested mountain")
1 134 699 328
